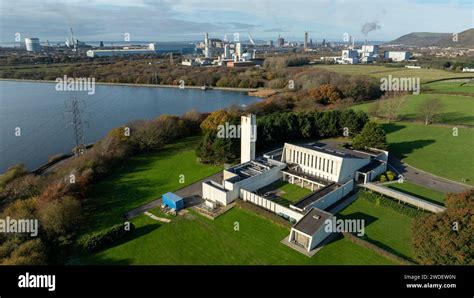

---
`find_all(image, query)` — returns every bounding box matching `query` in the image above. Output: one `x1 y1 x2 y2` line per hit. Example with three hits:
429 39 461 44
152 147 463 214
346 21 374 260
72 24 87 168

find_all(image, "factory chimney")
304 32 308 50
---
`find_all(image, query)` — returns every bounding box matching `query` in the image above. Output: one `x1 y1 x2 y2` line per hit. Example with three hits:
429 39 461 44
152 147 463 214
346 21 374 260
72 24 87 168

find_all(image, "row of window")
287 148 338 175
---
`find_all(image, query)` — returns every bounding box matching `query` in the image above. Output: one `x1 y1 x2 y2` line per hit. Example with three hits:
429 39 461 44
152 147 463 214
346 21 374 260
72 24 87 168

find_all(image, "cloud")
264 28 289 33
0 0 472 42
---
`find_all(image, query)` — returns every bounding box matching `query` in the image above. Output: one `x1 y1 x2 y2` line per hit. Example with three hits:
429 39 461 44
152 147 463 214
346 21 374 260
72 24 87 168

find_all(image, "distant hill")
386 28 474 48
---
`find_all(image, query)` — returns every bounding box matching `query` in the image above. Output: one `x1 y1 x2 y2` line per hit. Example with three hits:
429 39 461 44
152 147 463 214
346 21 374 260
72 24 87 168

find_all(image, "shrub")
82 223 135 252
386 171 395 181
359 190 427 218
0 165 28 190
379 175 387 183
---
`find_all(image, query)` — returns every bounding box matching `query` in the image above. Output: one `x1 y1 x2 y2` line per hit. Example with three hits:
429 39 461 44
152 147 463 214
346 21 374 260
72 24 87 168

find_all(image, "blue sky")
0 0 472 43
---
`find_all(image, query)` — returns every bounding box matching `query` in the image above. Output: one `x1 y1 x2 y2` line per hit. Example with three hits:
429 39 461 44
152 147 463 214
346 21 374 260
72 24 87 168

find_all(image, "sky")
0 0 472 43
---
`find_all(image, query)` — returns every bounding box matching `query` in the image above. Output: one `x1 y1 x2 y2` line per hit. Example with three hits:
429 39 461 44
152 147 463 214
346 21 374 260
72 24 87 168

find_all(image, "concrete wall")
223 170 238 181
202 181 238 206
309 216 333 251
282 143 343 182
362 183 447 213
235 164 284 192
309 179 354 210
289 215 334 252
338 158 371 184
240 189 304 222
367 162 387 182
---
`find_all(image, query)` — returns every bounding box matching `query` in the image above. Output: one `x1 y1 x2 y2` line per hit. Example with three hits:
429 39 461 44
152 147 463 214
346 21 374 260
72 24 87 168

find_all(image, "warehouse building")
384 51 412 62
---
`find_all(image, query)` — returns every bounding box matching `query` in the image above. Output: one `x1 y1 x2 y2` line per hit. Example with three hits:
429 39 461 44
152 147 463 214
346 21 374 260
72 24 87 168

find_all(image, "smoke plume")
361 21 381 36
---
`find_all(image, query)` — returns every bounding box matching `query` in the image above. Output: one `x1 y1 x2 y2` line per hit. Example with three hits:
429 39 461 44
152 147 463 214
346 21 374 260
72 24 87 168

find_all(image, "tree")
419 98 443 125
129 121 164 151
308 84 343 104
352 121 388 150
412 190 473 265
200 110 233 133
379 96 405 123
0 164 28 190
1 239 47 265
37 196 81 237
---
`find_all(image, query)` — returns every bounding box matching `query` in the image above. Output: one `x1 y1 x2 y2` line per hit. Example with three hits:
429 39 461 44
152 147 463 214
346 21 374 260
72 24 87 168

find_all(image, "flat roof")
162 192 183 202
293 208 332 236
291 142 371 159
291 183 338 210
227 158 275 180
282 168 331 186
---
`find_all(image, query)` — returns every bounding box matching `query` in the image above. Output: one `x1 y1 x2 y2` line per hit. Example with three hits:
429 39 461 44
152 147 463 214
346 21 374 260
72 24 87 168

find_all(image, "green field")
82 136 221 233
83 207 397 265
382 122 474 186
425 80 474 94
387 182 445 206
338 197 415 260
352 93 474 126
313 65 473 83
270 180 312 206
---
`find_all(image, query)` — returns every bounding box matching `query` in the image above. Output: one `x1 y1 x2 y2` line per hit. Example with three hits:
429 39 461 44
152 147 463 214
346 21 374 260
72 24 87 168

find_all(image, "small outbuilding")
289 208 333 252
162 192 184 211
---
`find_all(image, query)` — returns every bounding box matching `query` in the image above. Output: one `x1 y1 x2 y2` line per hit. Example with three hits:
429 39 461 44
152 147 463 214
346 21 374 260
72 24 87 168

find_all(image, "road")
388 156 472 194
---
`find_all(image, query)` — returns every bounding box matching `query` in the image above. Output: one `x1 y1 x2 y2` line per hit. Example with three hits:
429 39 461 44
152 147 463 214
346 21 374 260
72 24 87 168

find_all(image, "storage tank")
25 38 41 52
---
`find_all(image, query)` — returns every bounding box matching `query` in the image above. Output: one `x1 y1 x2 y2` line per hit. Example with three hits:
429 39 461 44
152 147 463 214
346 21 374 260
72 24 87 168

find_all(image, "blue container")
162 192 184 211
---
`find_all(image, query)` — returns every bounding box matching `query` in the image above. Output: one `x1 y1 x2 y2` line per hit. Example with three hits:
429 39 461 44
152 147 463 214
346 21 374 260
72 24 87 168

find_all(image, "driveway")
388 156 472 194
123 171 223 220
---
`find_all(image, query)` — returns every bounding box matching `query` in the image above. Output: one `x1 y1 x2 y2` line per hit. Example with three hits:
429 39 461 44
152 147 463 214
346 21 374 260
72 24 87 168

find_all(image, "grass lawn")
387 181 446 206
271 180 312 206
82 207 397 265
338 197 415 261
382 122 474 186
313 65 473 83
82 136 221 233
425 81 474 94
352 93 474 126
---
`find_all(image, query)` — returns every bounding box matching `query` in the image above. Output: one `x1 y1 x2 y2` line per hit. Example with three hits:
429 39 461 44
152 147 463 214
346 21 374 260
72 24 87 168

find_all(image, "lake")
0 81 259 173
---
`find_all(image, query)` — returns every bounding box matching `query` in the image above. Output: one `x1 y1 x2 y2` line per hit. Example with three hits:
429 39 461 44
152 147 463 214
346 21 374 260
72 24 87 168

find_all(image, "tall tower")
204 33 210 58
240 114 256 163
304 32 308 50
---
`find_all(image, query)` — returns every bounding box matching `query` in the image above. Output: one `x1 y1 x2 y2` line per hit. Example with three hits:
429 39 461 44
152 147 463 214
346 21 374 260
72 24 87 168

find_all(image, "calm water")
0 81 259 173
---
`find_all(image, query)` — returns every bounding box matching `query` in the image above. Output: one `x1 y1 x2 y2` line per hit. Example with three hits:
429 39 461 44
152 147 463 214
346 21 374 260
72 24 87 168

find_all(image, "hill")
387 28 474 48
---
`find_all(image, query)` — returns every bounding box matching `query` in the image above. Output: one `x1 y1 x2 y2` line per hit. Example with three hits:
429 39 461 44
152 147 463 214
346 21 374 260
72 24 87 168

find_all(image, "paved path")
361 183 446 213
388 156 471 193
123 172 223 220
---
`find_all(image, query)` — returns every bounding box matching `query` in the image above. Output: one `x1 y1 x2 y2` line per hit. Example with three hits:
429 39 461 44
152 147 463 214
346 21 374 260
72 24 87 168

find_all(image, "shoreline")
0 78 258 93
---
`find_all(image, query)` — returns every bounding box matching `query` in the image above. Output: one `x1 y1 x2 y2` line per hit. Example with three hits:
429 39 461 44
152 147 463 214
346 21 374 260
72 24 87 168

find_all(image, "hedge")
82 223 135 252
358 190 428 218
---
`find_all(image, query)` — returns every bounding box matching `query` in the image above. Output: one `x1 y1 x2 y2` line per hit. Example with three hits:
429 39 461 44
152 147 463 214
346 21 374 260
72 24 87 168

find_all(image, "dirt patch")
248 88 278 98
